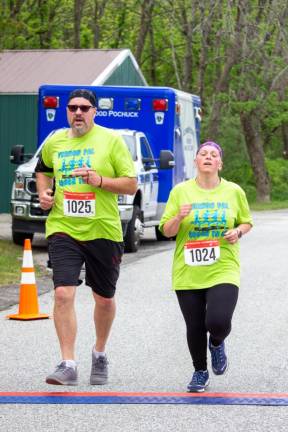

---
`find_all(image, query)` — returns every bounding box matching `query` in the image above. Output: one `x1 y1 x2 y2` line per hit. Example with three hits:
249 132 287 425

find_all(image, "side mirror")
10 145 24 165
142 157 156 171
159 150 175 169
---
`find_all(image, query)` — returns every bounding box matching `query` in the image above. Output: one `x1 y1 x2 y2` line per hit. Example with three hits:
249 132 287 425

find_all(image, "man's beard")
72 119 88 137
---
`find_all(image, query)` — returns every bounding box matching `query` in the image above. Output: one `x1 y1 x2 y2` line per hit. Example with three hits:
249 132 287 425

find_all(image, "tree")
74 0 86 48
234 0 288 201
205 0 247 139
90 0 108 48
134 0 154 64
0 0 287 201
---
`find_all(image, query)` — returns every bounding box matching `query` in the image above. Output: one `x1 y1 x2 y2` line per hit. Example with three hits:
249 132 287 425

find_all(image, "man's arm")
70 166 137 195
100 176 137 195
36 172 54 210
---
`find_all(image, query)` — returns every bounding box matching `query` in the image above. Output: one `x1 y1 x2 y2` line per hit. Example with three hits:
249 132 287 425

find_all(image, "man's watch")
237 228 242 238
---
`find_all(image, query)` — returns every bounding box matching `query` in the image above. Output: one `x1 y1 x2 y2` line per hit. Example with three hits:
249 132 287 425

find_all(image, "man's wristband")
99 175 102 188
237 228 242 238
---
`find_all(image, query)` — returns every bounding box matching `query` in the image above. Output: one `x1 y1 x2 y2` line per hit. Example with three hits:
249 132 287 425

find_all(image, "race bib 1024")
184 240 220 266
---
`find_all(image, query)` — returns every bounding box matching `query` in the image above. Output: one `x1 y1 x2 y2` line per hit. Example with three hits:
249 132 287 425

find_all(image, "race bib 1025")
63 192 95 217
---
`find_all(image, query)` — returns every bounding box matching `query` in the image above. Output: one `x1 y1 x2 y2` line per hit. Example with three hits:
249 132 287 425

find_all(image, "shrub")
266 159 288 201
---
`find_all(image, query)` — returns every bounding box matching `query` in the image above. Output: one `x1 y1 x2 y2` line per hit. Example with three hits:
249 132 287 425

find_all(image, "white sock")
63 359 77 369
93 347 106 358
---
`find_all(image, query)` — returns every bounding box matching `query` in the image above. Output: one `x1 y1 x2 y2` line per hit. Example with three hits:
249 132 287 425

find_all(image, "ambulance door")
139 135 158 217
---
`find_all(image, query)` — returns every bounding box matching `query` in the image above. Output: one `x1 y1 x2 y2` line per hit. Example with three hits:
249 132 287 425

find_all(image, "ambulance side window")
140 137 155 170
121 135 137 161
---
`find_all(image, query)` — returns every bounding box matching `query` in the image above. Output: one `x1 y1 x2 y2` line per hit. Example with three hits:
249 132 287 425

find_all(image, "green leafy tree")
0 0 287 202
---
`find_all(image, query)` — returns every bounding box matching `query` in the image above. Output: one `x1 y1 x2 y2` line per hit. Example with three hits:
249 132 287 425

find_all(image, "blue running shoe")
209 338 228 375
187 370 209 392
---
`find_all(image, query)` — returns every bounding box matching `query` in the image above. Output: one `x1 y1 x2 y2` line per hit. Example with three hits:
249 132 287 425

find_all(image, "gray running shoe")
90 353 108 385
46 361 78 385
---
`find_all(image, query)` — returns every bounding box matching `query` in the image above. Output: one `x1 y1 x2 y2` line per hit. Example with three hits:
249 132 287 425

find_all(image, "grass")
0 239 46 286
250 200 288 211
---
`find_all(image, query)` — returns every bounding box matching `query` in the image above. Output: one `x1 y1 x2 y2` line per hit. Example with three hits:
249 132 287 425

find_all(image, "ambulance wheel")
155 225 171 241
124 206 142 253
12 230 34 246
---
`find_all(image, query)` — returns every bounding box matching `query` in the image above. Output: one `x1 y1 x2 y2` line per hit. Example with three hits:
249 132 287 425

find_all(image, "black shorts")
47 233 124 298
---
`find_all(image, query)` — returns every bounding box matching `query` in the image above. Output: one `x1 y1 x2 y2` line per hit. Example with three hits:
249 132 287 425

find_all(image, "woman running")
159 141 252 392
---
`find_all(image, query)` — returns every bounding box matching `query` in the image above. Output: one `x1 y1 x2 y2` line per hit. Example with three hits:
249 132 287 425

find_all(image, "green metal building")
0 49 147 213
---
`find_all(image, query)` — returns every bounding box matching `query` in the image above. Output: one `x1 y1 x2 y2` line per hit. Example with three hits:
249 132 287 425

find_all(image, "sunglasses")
67 104 95 113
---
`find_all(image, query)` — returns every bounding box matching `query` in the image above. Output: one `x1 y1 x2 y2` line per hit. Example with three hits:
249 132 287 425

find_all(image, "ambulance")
10 85 201 252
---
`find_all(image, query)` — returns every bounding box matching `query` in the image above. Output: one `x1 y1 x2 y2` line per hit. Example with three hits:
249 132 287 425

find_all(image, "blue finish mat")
1 392 287 405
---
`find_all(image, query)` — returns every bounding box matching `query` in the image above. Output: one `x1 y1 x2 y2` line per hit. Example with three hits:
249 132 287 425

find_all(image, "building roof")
0 49 147 93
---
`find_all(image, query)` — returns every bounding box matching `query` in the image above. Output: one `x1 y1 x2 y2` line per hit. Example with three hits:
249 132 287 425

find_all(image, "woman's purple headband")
197 141 223 158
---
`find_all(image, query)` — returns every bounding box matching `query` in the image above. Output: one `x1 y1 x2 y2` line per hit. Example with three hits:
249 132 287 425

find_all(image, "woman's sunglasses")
67 104 95 113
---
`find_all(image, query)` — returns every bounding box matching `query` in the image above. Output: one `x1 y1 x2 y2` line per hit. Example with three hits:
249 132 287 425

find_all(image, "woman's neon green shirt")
41 125 136 242
159 178 253 290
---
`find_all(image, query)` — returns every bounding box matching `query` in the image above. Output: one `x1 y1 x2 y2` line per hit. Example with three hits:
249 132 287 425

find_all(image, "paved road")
0 214 174 311
0 210 288 431
0 214 175 268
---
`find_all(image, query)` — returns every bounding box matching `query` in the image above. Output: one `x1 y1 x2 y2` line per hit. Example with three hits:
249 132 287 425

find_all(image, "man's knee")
94 293 115 311
55 286 75 305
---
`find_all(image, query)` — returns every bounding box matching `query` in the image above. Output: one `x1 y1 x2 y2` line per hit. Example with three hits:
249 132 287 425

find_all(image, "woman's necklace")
195 177 221 190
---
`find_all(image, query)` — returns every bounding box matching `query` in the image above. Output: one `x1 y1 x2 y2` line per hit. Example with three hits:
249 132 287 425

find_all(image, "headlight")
14 189 25 199
15 172 24 189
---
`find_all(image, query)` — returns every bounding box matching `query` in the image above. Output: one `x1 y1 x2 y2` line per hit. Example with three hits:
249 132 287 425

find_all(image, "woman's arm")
162 204 192 238
224 223 252 244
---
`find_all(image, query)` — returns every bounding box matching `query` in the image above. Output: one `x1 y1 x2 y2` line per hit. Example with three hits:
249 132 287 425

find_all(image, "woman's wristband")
99 175 102 188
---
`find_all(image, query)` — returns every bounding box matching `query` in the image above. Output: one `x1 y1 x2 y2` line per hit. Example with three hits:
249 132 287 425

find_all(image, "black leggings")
176 284 239 371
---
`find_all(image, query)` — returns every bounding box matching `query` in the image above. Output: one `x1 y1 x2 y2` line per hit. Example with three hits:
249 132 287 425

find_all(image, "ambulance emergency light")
98 98 114 110
152 99 168 111
42 96 59 108
124 98 141 111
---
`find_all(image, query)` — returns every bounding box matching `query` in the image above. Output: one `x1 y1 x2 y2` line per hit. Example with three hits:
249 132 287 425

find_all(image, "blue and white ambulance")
11 85 201 252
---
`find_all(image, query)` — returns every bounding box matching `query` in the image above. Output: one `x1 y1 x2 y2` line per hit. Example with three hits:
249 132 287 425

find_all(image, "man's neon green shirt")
159 178 253 290
41 125 136 242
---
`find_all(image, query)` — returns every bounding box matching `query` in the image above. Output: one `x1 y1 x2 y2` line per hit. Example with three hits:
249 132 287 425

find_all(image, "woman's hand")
223 228 240 244
163 203 192 238
177 204 192 221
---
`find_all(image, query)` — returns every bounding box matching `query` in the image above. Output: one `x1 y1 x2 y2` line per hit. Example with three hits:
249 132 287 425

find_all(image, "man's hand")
39 189 54 210
71 164 102 187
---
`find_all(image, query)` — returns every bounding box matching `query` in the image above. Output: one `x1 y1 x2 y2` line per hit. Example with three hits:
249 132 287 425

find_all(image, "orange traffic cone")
7 239 49 320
